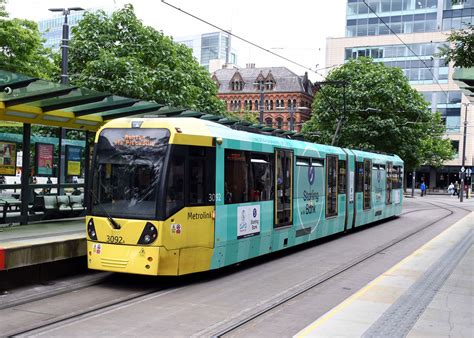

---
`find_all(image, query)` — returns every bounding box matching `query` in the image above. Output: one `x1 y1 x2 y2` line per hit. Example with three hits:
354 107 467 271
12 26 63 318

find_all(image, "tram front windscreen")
91 128 170 220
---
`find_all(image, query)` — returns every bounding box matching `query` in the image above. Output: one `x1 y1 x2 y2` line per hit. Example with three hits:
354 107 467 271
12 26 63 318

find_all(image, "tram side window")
225 150 249 204
312 158 324 167
296 157 310 166
166 151 185 216
326 155 338 217
393 166 403 189
225 149 274 204
355 162 364 192
338 160 346 194
188 146 215 205
250 153 274 202
363 160 372 209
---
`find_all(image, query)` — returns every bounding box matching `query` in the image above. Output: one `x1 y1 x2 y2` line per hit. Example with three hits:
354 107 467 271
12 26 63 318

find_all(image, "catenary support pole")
460 103 469 202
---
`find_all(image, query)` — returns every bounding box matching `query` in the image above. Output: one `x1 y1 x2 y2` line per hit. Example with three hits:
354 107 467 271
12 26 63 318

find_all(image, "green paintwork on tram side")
204 124 403 270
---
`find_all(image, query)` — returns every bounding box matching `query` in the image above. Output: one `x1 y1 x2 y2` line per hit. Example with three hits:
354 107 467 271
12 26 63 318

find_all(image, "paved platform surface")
295 210 473 338
0 218 85 270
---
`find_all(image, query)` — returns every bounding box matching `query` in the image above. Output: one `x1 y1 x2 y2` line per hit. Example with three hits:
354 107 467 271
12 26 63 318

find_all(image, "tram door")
343 151 355 231
386 162 393 204
274 149 293 227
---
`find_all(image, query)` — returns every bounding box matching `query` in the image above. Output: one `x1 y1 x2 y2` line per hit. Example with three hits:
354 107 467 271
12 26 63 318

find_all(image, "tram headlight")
137 222 158 245
87 219 98 240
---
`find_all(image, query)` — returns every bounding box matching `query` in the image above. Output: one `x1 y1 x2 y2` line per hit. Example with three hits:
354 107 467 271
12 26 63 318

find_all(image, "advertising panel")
36 143 54 176
0 141 17 176
237 205 260 239
66 145 82 176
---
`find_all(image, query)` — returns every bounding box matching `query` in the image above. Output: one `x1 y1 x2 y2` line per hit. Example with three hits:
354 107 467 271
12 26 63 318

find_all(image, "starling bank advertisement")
237 205 260 239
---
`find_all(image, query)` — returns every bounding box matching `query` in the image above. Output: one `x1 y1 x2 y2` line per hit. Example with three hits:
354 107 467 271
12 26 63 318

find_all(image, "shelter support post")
20 123 31 225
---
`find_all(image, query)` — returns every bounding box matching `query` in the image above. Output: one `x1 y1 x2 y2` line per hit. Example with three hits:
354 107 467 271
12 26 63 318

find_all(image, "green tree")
0 0 58 78
439 24 474 68
225 110 259 124
303 58 454 171
67 5 224 114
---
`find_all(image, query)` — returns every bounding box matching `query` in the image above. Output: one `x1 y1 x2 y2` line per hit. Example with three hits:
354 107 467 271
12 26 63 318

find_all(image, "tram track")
201 203 469 337
6 286 180 337
5 202 470 337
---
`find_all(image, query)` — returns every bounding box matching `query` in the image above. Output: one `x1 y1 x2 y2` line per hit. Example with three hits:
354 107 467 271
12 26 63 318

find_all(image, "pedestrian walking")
454 181 459 197
448 182 454 196
420 181 426 197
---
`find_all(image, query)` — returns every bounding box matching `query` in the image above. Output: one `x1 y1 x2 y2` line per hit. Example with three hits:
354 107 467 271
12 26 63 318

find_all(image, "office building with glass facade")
38 11 87 50
175 31 238 71
38 8 112 51
326 0 473 189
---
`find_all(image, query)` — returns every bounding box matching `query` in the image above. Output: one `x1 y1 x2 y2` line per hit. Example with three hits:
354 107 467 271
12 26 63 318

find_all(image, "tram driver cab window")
165 146 215 218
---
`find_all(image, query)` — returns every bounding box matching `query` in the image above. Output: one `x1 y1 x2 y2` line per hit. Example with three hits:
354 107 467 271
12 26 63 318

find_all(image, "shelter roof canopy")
0 69 165 131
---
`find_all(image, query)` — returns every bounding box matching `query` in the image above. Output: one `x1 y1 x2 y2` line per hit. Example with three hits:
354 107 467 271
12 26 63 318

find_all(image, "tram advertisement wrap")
36 143 53 176
0 141 16 176
237 205 260 239
66 145 82 176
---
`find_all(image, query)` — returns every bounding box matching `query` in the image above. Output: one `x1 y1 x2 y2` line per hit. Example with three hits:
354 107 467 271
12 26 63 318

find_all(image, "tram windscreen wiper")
89 188 121 230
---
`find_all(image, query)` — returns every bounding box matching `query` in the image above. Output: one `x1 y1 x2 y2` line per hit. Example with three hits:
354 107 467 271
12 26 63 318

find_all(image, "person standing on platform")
420 181 426 197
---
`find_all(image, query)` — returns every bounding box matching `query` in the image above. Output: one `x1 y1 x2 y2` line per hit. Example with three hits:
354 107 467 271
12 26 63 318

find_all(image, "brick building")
212 65 316 131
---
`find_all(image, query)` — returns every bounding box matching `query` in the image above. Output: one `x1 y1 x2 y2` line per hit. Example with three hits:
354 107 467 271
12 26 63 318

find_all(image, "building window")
276 117 283 129
265 118 273 127
451 140 459 155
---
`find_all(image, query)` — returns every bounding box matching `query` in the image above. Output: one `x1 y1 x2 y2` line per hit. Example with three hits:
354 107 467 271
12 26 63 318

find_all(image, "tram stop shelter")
0 69 206 275
0 69 185 226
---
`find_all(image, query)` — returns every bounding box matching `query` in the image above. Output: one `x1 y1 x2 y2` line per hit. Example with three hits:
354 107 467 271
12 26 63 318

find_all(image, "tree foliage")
439 24 474 68
0 0 58 78
302 58 454 169
67 5 225 113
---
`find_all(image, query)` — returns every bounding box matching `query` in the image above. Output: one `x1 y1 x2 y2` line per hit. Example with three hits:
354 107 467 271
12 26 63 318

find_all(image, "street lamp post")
460 103 469 202
48 7 84 194
48 7 84 85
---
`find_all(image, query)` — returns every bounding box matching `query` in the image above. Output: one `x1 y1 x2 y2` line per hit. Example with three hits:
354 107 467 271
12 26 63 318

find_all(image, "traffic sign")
467 168 472 176
460 166 465 173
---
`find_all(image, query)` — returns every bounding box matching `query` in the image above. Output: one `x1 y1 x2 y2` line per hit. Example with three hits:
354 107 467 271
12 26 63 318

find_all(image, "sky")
6 0 347 81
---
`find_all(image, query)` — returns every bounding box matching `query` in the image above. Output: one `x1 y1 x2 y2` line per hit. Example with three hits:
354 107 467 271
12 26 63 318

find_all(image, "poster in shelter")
36 143 54 176
0 141 17 176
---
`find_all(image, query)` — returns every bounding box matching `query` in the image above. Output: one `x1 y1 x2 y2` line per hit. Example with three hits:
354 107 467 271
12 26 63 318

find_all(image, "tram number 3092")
107 235 124 244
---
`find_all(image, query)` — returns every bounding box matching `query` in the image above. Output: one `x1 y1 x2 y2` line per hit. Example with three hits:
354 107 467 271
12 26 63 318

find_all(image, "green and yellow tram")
86 117 403 275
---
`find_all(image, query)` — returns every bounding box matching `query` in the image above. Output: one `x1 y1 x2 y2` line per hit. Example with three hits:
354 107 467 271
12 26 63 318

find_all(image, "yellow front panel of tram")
86 206 214 275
